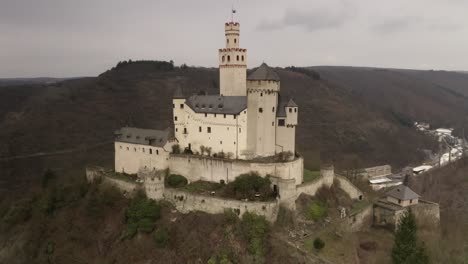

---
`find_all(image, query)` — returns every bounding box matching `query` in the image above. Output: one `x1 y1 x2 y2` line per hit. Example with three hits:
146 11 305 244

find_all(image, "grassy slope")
409 158 468 263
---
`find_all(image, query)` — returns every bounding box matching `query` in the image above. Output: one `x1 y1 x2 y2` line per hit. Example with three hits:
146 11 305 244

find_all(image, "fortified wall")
85 162 366 223
168 154 303 186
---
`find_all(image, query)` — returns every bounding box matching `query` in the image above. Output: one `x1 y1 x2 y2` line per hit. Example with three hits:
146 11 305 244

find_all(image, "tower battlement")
219 21 247 96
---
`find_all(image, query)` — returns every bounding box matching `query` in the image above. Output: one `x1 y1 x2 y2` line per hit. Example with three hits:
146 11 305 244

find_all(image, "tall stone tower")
219 22 247 96
246 63 280 157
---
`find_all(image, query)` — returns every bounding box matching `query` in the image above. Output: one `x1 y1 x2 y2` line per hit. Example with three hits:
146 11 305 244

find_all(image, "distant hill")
2 61 468 195
0 78 74 87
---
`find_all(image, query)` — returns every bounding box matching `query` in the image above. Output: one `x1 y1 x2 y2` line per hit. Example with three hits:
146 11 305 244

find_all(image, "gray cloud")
257 1 356 32
372 16 463 34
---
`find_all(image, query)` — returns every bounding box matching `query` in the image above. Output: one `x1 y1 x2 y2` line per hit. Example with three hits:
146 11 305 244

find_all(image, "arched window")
234 38 237 43
222 56 225 62
242 55 244 61
227 55 230 62
236 55 239 61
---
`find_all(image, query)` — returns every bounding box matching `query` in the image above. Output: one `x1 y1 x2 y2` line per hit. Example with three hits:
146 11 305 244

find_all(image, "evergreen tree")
392 210 429 264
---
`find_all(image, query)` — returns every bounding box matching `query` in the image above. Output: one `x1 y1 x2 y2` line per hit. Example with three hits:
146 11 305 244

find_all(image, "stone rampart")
163 188 279 222
168 154 303 185
335 174 364 200
296 177 327 197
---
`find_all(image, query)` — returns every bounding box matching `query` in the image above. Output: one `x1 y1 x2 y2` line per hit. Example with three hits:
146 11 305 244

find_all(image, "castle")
115 21 298 172
103 19 364 221
113 21 305 194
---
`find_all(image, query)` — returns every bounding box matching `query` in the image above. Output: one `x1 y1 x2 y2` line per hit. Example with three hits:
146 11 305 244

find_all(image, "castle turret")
275 97 298 155
246 63 280 157
172 87 187 148
219 22 247 96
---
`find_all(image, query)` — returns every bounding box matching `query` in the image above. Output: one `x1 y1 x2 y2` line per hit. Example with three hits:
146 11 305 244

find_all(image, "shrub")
306 201 327 221
2 199 33 224
122 197 161 239
313 238 325 251
41 169 57 188
241 213 269 262
223 209 239 224
231 173 272 199
166 174 188 188
154 228 169 248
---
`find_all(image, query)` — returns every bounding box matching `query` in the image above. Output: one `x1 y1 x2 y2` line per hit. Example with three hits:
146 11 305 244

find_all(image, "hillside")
3 61 468 197
1 61 468 263
409 158 468 263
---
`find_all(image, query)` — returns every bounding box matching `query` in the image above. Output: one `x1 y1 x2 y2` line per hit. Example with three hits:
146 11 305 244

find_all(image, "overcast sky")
1 0 467 77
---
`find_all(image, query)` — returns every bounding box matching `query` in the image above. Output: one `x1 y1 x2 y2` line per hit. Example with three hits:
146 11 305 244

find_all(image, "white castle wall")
163 188 279 222
168 155 304 185
115 142 171 174
173 103 249 159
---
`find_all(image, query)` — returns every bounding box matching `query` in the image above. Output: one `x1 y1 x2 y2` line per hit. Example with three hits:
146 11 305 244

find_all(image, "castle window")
410 199 413 204
214 114 217 117
294 108 297 113
233 115 237 119
150 149 153 154
272 107 275 112
156 149 159 155
205 113 207 117
272 122 274 126
289 108 292 113
184 128 187 134
199 126 202 132
180 104 184 109
207 127 211 133
224 114 226 118
143 148 145 153
174 116 178 121
227 39 229 44
234 38 237 43
134 147 137 152
259 108 263 113
227 55 230 62
260 92 263 97
176 128 178 132
234 141 236 145
242 55 244 61
398 199 402 204
127 147 129 151
220 141 222 144
278 119 285 126
222 55 225 62
236 55 239 61
239 128 241 133
120 145 122 149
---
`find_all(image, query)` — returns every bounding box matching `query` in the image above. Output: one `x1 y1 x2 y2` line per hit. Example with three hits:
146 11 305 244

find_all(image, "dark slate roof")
115 127 170 147
276 96 297 117
185 95 247 114
286 98 298 107
247 63 280 81
386 185 420 200
173 86 185 99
